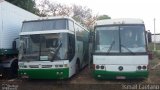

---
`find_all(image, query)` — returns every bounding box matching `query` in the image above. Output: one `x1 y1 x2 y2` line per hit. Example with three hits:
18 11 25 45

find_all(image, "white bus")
92 18 149 79
18 16 89 79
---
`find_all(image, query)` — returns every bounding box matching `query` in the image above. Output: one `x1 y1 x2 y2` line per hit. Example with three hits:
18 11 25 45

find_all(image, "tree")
37 0 72 17
97 15 111 20
37 0 111 30
72 5 97 29
6 0 38 14
72 5 91 22
37 1 95 29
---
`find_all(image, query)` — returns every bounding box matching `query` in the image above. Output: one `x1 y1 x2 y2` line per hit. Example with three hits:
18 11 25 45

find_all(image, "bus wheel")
10 60 18 78
76 60 80 74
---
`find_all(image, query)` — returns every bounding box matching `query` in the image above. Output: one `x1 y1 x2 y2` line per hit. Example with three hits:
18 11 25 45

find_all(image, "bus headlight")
96 65 100 69
101 65 105 69
59 65 63 67
55 65 58 68
64 64 68 67
137 66 141 70
55 64 68 68
95 65 105 70
19 64 27 68
142 66 147 70
137 65 147 70
23 65 27 68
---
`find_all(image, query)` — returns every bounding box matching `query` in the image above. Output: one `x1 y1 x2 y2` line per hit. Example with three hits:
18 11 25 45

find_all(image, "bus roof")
24 16 74 22
95 18 144 26
23 16 88 31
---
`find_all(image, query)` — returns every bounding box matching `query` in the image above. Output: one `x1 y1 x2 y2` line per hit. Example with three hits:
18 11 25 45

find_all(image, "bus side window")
68 34 75 60
68 20 74 32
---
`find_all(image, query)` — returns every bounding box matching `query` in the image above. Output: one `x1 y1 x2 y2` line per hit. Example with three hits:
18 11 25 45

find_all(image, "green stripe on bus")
93 70 148 79
18 68 69 79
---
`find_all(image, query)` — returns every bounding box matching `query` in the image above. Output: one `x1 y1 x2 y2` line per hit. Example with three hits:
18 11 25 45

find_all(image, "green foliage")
5 0 39 14
97 15 111 20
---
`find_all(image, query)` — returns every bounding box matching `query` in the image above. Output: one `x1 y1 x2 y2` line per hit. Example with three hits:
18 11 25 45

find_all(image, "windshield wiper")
106 41 115 54
120 44 135 55
51 42 62 61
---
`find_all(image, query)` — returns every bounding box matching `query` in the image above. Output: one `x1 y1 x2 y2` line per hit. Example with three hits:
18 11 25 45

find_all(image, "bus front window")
120 25 146 53
22 19 67 32
19 33 68 61
19 35 40 61
95 26 119 53
40 33 68 61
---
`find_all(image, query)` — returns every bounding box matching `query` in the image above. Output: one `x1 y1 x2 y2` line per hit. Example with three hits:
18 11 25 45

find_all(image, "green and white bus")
18 16 89 79
92 18 149 79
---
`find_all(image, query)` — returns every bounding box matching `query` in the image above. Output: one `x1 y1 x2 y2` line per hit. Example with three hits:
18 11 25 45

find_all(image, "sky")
47 0 160 33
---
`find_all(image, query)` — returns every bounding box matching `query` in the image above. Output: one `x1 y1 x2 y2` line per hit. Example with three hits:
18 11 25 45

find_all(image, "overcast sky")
47 0 160 33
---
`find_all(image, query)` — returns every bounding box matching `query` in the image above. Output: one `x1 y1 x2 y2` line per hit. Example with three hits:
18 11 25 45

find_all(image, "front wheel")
75 61 80 74
10 60 18 78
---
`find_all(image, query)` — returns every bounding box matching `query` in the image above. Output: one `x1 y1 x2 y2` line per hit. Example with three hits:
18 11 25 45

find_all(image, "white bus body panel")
93 55 148 72
0 1 38 49
96 18 144 25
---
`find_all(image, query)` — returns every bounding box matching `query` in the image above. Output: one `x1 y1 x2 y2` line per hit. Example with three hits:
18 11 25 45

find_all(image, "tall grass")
148 43 160 58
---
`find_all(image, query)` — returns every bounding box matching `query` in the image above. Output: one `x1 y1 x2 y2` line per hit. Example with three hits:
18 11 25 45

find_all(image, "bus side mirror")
147 30 152 43
12 37 19 50
12 41 17 50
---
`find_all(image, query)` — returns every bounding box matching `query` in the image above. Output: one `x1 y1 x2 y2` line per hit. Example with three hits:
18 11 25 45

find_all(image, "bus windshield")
19 33 68 61
120 25 146 53
95 26 120 53
95 25 146 53
22 19 67 32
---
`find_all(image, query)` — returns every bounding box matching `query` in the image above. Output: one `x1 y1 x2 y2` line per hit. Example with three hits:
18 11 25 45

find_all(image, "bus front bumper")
18 68 69 79
93 70 148 79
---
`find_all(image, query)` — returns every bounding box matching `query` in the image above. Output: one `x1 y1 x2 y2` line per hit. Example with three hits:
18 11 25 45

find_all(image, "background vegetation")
6 0 111 29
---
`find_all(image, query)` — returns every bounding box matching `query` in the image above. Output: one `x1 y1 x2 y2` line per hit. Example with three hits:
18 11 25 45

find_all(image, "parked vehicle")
92 18 149 79
18 16 89 79
0 0 38 78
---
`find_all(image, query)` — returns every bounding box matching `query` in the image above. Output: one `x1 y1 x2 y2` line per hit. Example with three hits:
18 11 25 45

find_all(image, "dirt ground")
0 56 160 90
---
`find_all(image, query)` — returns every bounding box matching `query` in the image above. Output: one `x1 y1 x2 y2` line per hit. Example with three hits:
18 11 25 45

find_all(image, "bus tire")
76 59 80 74
10 60 18 78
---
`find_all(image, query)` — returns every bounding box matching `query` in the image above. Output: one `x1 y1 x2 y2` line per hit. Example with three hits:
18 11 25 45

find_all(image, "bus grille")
42 65 52 68
29 65 39 68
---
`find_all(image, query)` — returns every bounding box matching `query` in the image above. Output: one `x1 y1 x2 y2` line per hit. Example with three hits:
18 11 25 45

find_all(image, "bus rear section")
92 18 149 79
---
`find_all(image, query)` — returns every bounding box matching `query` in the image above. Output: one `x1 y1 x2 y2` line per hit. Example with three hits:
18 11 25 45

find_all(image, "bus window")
68 34 75 60
22 19 67 32
54 19 67 30
120 25 146 53
95 26 119 53
46 39 58 48
68 20 74 32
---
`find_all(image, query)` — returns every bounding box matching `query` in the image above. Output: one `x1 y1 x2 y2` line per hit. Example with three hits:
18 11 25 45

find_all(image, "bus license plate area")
21 75 29 79
116 76 126 79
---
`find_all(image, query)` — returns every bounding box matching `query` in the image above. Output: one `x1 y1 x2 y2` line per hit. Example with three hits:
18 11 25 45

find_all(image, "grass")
148 43 160 51
146 43 160 83
148 43 160 59
149 57 159 66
